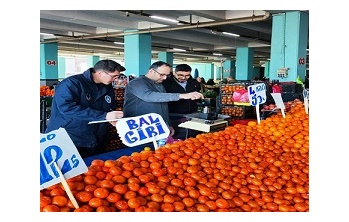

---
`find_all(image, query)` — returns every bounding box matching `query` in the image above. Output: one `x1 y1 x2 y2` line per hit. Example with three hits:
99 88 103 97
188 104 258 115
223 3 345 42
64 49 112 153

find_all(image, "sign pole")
53 162 79 209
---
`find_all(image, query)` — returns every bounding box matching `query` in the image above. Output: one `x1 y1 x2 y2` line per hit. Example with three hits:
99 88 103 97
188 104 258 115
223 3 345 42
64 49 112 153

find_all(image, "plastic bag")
166 136 182 144
232 89 249 102
272 84 282 93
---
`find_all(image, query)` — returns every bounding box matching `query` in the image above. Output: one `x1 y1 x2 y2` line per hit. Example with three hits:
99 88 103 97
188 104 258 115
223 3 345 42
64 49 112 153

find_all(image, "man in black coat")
162 64 202 140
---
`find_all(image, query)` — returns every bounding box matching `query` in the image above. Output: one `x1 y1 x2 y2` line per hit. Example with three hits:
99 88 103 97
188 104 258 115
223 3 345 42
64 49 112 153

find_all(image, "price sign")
247 83 267 106
40 128 88 190
303 88 309 99
116 113 170 147
270 93 286 118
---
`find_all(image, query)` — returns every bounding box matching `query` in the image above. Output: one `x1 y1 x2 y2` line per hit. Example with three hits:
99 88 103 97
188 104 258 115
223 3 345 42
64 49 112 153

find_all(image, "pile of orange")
40 85 54 97
40 101 309 212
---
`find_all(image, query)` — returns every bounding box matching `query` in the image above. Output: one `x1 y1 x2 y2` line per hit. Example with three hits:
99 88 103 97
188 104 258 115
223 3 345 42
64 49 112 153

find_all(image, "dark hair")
149 61 172 70
175 64 191 72
94 59 126 72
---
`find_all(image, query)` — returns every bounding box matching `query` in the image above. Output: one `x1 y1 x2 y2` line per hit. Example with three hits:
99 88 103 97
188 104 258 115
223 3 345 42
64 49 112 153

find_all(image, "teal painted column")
205 63 214 80
269 11 309 82
236 47 254 80
40 43 58 83
223 60 236 79
158 52 173 67
124 32 152 76
264 61 270 79
87 55 100 67
58 57 66 80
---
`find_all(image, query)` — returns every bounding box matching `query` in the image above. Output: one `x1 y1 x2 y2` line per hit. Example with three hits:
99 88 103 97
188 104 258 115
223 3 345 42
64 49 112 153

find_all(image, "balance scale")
178 113 229 134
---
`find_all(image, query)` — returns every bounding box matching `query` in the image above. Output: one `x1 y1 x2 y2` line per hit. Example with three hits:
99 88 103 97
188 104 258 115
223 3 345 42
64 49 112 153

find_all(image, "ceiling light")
40 32 54 36
222 32 240 37
149 15 178 23
113 42 124 45
172 48 186 52
213 53 222 56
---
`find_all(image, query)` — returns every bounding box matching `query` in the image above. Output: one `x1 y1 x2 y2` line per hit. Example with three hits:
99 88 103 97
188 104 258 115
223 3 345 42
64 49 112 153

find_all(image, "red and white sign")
298 58 305 65
46 60 57 65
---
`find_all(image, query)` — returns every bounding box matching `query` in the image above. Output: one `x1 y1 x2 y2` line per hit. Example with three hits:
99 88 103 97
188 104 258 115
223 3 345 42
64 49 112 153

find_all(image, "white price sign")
116 113 170 147
247 83 267 106
40 128 88 190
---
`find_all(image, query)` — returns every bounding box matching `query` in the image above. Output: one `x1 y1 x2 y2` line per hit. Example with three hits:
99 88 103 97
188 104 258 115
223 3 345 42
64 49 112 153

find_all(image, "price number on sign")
247 83 267 106
40 128 87 189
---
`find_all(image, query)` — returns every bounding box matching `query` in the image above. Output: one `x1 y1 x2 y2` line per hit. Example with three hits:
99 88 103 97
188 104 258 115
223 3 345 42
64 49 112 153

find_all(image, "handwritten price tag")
247 83 267 106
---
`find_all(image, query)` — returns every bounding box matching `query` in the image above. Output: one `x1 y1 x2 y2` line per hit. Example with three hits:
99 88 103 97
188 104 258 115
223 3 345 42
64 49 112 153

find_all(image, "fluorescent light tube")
149 15 178 23
173 48 186 52
40 32 54 36
222 32 240 37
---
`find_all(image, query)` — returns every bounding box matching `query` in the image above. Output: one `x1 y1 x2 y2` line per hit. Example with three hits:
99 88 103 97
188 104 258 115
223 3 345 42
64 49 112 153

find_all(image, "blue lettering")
148 115 160 124
249 87 255 95
126 119 138 130
71 155 79 168
43 145 63 164
40 133 56 143
40 154 54 185
137 128 147 140
155 122 165 134
61 159 73 174
50 163 59 178
139 117 150 128
145 126 158 137
125 131 137 143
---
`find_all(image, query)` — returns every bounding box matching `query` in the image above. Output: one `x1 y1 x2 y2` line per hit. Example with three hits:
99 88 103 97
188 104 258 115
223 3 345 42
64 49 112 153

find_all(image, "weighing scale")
178 113 230 138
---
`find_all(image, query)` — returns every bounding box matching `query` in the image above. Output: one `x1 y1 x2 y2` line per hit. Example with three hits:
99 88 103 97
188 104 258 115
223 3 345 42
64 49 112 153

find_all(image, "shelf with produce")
218 81 267 120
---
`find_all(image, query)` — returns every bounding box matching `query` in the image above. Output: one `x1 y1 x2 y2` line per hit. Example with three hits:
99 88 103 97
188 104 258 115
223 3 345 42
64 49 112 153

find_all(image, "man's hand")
179 91 204 100
106 111 123 126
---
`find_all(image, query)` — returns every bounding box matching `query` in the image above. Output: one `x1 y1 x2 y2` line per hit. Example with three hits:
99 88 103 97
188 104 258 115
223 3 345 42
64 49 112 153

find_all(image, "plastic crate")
281 92 303 102
280 82 303 93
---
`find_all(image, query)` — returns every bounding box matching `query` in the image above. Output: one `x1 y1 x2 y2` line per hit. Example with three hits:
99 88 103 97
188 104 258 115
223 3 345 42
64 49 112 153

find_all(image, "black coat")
162 75 201 114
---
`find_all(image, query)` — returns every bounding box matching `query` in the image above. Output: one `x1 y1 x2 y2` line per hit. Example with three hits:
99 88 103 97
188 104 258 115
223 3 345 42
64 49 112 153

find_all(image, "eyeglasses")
153 69 171 77
175 72 191 78
104 71 120 79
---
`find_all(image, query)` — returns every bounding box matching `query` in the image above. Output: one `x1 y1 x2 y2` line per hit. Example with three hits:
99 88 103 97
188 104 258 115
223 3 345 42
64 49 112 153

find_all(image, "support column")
58 57 66 80
236 47 254 80
158 52 173 67
87 55 100 67
40 43 59 85
223 59 236 79
264 61 270 79
124 32 152 76
269 11 309 82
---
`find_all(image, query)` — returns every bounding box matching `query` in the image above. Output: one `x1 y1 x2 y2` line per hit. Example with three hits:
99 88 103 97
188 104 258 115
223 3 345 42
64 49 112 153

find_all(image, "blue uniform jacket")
45 69 117 148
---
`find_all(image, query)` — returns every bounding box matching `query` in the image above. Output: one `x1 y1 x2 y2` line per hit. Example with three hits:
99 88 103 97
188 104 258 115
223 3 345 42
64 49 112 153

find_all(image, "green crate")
40 96 53 107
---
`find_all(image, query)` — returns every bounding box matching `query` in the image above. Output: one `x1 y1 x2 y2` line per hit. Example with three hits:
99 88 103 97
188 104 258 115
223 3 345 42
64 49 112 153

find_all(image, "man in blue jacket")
45 59 124 158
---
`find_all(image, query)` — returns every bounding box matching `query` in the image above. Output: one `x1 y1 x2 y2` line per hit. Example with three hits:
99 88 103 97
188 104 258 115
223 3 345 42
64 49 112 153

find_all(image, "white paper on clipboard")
88 119 120 124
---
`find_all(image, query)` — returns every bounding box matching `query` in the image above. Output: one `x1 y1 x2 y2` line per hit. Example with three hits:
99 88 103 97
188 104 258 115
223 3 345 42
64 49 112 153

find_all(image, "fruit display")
40 101 309 212
261 99 303 112
40 85 54 97
114 88 125 111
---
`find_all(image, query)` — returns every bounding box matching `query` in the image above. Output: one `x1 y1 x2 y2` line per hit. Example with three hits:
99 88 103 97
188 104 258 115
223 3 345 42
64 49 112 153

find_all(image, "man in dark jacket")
45 59 125 158
162 64 202 140
123 61 203 140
